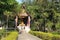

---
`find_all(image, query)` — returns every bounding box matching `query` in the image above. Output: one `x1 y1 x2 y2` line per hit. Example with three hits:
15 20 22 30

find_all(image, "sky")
16 0 22 3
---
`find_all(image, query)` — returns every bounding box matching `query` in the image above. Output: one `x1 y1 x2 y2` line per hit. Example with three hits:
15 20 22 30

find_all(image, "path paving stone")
17 32 42 40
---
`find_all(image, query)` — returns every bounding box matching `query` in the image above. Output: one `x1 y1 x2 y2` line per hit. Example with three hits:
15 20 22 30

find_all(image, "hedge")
0 29 6 39
1 31 18 40
29 31 60 40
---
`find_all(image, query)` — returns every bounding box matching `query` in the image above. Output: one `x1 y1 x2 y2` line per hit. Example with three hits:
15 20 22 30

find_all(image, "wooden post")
15 16 18 30
6 15 9 37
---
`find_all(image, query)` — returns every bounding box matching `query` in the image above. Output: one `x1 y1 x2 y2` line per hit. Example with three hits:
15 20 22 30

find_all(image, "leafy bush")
1 31 18 40
52 35 60 40
0 29 6 39
29 31 60 40
0 29 5 35
52 31 60 35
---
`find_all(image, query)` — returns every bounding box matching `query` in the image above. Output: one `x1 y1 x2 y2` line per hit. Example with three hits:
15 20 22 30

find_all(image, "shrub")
0 29 6 39
52 35 60 40
29 31 60 40
1 31 18 40
0 29 6 35
52 31 60 35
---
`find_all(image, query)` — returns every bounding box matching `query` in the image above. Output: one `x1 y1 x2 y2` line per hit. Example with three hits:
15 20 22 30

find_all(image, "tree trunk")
15 16 18 30
6 16 9 37
6 16 9 29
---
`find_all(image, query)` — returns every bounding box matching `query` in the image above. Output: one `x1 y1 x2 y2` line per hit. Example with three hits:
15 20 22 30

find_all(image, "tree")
23 0 60 32
4 10 12 28
0 0 20 29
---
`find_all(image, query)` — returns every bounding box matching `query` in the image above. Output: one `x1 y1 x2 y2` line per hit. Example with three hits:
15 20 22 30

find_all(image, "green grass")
29 31 60 40
1 31 18 40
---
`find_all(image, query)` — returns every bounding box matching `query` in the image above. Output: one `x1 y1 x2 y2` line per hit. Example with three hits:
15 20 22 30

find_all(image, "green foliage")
1 31 18 40
56 22 60 29
52 31 60 35
46 21 53 28
4 10 13 16
0 29 6 39
0 29 6 34
25 0 60 32
0 0 60 33
29 31 60 40
0 0 21 29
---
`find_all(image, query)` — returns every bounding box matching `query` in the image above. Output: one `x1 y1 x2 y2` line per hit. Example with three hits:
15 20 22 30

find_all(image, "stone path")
17 32 42 40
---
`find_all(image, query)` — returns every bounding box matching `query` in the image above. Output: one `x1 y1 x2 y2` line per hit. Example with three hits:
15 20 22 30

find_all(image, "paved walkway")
17 32 42 40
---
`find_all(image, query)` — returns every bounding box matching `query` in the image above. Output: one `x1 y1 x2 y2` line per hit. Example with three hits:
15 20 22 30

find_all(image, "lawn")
1 30 18 40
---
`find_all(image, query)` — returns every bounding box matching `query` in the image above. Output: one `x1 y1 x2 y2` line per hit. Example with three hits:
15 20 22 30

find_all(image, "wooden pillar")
15 16 18 30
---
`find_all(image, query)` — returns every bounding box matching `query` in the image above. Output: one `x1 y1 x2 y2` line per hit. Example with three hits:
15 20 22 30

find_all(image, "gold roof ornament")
18 5 28 18
19 21 25 26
